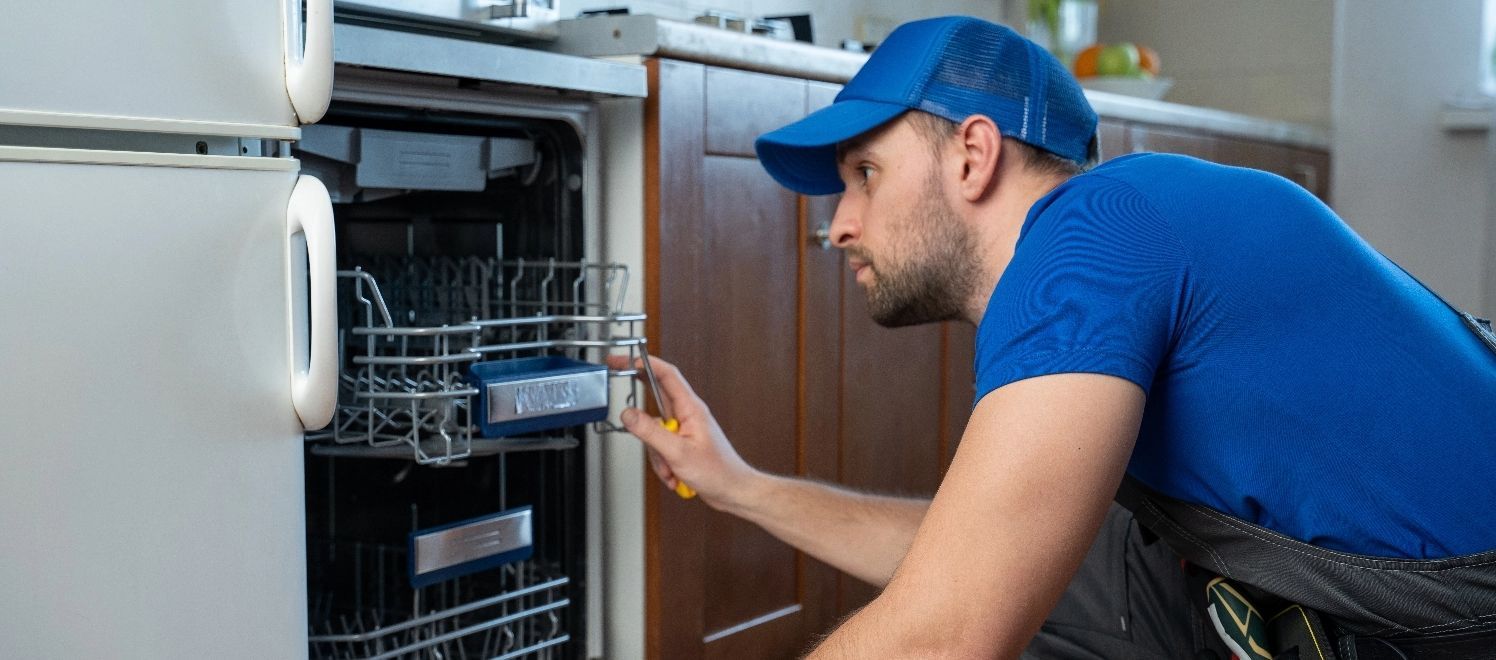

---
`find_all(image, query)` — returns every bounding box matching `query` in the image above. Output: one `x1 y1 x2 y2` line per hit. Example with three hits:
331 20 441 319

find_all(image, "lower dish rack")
307 542 570 660
306 257 650 465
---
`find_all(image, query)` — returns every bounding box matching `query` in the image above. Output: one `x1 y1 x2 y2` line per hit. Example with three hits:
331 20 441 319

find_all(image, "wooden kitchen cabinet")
1102 119 1332 201
644 59 971 659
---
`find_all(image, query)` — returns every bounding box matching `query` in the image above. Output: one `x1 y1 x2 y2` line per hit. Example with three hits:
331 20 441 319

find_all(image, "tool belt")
1197 570 1496 659
1117 476 1496 660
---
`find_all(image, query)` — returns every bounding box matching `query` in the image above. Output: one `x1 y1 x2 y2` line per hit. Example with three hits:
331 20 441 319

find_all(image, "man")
612 16 1496 659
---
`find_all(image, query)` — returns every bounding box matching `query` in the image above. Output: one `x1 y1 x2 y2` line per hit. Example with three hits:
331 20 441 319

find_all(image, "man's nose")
829 197 860 248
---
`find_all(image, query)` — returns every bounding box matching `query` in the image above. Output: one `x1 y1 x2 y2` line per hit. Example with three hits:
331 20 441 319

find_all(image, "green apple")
1095 43 1141 77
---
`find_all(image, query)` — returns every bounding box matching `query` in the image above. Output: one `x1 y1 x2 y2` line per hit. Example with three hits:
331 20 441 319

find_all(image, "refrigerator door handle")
285 0 333 124
287 175 338 430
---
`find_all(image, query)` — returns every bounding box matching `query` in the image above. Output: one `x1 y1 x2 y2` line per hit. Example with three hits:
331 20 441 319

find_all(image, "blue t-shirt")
974 153 1496 559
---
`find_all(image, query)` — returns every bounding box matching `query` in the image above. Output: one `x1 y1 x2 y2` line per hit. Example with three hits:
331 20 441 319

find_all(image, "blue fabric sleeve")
974 175 1190 402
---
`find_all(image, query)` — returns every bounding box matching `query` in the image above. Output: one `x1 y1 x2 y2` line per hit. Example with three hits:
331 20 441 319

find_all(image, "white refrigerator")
0 1 336 656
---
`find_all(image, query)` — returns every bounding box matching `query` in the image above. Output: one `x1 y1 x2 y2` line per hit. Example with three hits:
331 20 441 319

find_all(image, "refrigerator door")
0 148 313 658
0 0 331 134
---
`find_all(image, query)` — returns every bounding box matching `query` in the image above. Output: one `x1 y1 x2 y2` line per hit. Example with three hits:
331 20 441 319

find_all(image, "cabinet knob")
810 222 832 250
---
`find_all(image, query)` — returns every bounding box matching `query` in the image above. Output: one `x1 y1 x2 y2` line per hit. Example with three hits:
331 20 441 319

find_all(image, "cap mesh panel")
918 21 1096 163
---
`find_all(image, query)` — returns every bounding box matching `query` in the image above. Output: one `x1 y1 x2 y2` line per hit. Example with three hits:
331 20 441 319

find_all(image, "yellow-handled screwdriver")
638 347 696 499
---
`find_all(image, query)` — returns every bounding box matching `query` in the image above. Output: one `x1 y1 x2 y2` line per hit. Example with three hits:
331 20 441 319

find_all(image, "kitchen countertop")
553 15 1329 151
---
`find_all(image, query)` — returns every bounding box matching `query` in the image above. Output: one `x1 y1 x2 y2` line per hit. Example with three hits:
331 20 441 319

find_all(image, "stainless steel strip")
413 510 533 576
334 23 646 98
482 370 607 425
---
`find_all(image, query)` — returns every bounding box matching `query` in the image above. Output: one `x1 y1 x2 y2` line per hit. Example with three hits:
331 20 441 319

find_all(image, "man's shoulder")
1028 153 1225 225
1045 152 1329 252
1079 152 1276 194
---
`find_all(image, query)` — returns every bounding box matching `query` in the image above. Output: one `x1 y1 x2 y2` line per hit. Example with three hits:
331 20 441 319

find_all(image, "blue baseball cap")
755 16 1099 195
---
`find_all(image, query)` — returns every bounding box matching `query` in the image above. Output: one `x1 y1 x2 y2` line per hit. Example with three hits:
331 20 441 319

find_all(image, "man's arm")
808 372 1144 659
611 355 928 587
727 474 929 587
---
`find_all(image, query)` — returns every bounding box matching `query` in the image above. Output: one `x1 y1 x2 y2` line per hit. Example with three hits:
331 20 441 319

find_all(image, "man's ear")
956 115 1002 202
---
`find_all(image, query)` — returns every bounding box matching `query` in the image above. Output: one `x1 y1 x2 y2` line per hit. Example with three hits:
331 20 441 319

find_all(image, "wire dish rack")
308 542 570 660
306 256 648 465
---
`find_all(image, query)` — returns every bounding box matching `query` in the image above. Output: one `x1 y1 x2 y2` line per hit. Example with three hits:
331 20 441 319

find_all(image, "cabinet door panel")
1129 123 1221 161
705 68 810 158
838 268 945 610
940 322 977 471
1216 135 1289 172
647 58 710 660
650 59 832 659
698 155 802 636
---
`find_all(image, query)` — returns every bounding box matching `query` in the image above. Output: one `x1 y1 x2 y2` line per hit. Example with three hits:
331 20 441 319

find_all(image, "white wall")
1333 0 1495 316
568 0 1007 49
1097 0 1333 128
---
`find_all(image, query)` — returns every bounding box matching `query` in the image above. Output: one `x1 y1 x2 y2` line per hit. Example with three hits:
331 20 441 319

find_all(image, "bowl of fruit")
1073 43 1172 100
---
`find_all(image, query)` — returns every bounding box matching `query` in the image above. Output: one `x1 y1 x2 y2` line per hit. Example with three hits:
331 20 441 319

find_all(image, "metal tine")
571 267 589 360
447 255 464 324
337 614 353 652
540 258 556 311
475 256 492 322
438 256 451 324
429 612 446 660
509 258 524 321
571 266 586 315
607 264 627 316
539 258 556 353
481 623 499 658
501 623 517 654
362 610 377 658
494 257 507 326
435 256 450 325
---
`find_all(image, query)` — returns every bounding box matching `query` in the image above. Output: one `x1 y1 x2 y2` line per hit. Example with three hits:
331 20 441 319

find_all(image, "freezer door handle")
285 0 333 124
287 175 338 430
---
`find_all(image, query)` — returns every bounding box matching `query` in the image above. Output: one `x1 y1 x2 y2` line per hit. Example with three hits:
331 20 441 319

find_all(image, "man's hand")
606 355 761 512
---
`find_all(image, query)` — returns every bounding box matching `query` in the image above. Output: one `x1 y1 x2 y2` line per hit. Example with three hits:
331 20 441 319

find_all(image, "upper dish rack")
306 256 649 465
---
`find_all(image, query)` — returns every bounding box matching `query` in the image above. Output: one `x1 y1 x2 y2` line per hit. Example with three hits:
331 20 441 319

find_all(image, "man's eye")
859 166 874 181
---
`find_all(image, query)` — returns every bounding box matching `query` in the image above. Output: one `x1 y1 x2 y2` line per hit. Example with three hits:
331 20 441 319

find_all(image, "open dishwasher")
296 100 643 659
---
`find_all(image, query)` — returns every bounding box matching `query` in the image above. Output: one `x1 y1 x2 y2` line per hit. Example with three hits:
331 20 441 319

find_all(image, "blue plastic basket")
468 356 609 438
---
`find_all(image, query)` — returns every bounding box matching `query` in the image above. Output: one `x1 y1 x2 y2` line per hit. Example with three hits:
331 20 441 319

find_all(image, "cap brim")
754 99 909 196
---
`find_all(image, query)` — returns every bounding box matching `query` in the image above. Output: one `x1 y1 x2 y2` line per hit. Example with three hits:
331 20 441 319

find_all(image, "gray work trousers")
1023 503 1229 659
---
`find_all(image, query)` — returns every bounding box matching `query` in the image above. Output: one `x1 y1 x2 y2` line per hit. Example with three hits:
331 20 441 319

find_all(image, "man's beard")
852 183 981 328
